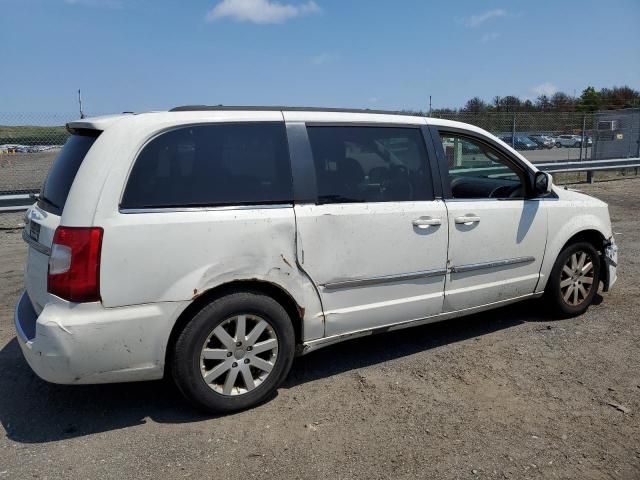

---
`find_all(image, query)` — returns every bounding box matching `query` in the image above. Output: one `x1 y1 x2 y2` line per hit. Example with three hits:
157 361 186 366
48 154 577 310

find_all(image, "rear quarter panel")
97 207 324 342
85 114 325 341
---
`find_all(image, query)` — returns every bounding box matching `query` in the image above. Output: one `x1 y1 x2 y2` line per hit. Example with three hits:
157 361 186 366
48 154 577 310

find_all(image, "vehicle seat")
381 165 412 201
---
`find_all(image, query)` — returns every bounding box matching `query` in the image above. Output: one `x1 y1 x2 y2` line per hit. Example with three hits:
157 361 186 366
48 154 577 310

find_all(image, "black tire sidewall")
171 291 295 413
546 242 601 317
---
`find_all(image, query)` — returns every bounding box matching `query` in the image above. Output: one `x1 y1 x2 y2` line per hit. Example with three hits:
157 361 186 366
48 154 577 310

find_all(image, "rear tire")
545 242 601 318
171 291 295 413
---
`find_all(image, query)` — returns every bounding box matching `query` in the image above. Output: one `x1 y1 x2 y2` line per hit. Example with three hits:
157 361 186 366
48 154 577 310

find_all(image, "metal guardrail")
0 192 37 212
536 157 640 173
0 158 639 213
537 157 640 184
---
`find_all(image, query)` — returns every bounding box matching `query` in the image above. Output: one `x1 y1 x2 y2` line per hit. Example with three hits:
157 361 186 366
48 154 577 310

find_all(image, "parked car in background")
16 107 617 412
499 135 539 150
556 134 593 148
528 134 555 149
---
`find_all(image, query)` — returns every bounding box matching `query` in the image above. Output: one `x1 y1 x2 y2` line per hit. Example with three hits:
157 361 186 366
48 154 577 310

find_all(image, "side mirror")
533 171 553 196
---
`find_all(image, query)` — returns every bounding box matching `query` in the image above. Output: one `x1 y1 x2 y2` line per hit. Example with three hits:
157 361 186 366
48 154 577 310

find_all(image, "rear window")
39 131 100 215
121 123 292 209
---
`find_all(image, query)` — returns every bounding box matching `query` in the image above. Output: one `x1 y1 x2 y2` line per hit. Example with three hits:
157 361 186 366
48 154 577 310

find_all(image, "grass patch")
0 125 69 146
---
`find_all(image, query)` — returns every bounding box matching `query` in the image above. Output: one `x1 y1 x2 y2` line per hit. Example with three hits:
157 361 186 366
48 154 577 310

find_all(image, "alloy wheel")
559 251 595 306
199 314 279 396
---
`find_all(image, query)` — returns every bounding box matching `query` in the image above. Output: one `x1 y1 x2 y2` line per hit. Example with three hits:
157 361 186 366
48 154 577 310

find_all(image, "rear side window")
306 126 433 204
121 123 292 209
39 131 100 215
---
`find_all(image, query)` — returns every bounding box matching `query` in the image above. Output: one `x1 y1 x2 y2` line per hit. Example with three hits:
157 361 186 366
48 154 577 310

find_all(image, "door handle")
454 215 481 225
412 217 442 228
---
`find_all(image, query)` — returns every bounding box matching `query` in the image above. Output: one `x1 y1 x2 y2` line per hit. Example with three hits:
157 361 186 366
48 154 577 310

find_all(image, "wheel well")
560 229 608 285
164 280 303 376
562 229 606 253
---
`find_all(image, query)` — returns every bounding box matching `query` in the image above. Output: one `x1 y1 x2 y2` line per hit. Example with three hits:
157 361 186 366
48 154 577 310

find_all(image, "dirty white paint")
535 186 613 292
18 109 617 386
98 206 324 340
23 204 59 313
443 198 547 311
16 291 182 384
294 201 448 336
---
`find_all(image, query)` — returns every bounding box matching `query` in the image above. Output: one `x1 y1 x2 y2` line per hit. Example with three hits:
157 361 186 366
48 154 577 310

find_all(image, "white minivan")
16 107 618 412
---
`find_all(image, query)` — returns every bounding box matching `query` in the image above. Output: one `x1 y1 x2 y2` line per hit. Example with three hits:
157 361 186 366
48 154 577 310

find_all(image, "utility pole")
580 114 586 161
429 96 432 116
78 89 85 119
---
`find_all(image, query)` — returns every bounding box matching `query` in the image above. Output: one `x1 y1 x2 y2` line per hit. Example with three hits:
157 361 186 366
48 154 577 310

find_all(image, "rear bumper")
15 291 185 384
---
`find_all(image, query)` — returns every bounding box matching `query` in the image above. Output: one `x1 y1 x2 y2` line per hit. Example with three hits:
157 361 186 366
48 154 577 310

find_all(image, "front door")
435 131 548 312
293 124 449 337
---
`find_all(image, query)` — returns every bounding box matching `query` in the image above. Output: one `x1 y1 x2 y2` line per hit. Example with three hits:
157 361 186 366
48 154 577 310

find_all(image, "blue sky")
1 0 639 114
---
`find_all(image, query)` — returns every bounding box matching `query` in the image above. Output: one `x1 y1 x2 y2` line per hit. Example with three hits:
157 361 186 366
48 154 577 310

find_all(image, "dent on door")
294 201 449 337
100 208 326 342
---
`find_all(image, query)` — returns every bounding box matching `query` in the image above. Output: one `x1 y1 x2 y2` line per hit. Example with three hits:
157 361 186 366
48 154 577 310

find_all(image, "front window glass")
440 133 526 199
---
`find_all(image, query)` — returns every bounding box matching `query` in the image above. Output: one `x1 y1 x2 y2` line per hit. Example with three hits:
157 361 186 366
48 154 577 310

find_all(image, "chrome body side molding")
450 256 535 274
300 292 544 355
321 268 447 290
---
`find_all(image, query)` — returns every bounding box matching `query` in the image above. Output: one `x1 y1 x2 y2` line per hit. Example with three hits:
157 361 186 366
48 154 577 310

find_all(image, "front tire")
171 291 295 413
545 242 601 317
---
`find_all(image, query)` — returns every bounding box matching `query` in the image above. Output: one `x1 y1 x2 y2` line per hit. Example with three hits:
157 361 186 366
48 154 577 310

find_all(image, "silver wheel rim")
200 314 279 396
560 251 595 307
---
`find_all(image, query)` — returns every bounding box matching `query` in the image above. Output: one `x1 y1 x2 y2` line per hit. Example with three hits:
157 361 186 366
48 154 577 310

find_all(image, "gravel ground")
0 179 639 480
0 151 57 193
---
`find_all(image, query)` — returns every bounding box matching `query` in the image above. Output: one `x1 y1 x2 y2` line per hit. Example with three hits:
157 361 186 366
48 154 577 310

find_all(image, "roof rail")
169 105 424 116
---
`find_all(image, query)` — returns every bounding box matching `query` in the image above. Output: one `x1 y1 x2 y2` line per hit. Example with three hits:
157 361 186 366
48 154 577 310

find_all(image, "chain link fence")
431 109 640 165
1 109 639 195
0 113 88 194
433 111 597 163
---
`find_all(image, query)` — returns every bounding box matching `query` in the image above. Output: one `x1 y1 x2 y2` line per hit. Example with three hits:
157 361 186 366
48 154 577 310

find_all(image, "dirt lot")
0 179 639 480
0 150 58 193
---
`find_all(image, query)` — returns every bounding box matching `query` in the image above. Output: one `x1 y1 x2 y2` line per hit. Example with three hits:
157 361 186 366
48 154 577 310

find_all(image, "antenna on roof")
78 89 85 119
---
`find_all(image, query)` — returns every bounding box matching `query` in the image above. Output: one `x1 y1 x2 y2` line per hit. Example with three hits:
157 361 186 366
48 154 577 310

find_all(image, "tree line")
436 85 640 115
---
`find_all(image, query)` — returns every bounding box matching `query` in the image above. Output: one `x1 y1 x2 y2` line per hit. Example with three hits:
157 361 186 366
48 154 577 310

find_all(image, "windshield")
39 130 100 215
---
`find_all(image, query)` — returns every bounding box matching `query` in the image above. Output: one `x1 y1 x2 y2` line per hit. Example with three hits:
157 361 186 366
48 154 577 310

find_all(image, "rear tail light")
48 227 103 302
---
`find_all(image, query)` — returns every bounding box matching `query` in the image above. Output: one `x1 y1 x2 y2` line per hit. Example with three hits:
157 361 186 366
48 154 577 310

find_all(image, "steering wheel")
489 185 513 198
508 186 523 198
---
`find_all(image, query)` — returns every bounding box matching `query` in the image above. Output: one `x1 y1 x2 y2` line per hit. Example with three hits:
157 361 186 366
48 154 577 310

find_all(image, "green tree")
600 86 640 109
577 86 601 112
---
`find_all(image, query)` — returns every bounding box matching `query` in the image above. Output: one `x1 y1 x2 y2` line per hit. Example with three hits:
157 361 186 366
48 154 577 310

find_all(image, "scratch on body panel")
281 254 293 268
